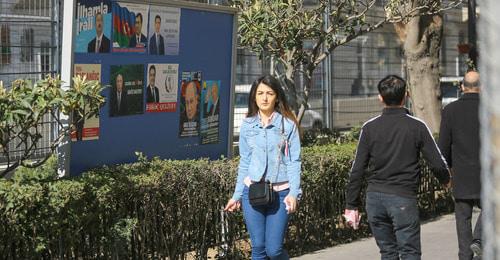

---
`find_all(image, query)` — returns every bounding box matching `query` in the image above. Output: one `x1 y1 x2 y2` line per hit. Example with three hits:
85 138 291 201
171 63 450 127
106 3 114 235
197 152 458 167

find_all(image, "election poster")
148 6 181 55
200 80 220 144
74 0 112 53
146 63 178 113
72 64 101 141
179 71 202 137
109 65 145 117
112 2 149 53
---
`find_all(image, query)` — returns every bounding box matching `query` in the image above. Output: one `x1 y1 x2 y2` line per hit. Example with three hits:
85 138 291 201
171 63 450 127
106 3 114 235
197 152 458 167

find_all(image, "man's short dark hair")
136 13 143 22
155 15 161 22
377 75 407 106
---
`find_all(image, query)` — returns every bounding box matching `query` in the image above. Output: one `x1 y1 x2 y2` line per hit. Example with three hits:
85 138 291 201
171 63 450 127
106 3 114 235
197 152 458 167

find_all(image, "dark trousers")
455 199 482 260
366 192 421 260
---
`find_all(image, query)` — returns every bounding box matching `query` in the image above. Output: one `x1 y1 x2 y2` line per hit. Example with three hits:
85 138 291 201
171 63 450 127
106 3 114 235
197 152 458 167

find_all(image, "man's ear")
378 94 384 104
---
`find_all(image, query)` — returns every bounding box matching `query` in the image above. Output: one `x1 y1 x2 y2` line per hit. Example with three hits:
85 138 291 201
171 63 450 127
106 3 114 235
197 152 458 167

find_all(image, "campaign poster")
200 80 221 144
179 71 202 137
148 6 181 55
112 2 149 53
109 65 144 117
146 63 178 112
74 0 112 53
72 64 101 141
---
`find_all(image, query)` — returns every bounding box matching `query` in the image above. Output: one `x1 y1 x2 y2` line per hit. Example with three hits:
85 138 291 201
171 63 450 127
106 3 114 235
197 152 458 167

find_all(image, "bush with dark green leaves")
0 144 453 259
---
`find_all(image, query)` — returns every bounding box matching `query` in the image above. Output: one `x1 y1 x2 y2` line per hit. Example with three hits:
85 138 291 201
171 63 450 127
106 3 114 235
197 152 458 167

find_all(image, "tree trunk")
402 14 443 134
296 66 314 124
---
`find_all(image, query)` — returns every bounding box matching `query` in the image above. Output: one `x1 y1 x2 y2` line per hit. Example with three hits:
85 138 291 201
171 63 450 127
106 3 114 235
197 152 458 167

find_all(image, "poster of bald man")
179 80 201 137
179 71 202 137
200 80 220 144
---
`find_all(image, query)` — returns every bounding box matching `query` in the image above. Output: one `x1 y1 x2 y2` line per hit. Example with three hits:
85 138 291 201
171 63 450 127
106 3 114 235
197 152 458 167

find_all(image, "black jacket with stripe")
345 107 450 209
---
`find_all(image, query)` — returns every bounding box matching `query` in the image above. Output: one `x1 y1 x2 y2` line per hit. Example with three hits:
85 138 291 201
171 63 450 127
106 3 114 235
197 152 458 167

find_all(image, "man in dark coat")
439 70 482 259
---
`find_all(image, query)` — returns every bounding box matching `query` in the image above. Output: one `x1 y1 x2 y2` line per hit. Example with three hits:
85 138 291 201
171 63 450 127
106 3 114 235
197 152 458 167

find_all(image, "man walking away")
344 75 451 260
438 70 482 259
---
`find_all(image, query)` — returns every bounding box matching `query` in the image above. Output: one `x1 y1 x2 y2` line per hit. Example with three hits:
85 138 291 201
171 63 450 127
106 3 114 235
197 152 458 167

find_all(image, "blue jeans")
242 187 290 260
365 192 421 260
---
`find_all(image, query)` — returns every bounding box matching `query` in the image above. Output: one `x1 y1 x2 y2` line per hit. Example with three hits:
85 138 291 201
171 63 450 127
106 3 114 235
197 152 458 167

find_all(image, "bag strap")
270 115 287 184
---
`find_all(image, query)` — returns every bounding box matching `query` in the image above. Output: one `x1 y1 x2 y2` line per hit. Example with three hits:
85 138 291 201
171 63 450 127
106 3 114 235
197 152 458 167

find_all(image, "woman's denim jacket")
231 112 302 201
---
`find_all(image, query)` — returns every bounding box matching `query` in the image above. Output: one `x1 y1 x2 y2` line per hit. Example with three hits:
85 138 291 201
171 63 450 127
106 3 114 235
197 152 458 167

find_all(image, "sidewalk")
293 211 479 260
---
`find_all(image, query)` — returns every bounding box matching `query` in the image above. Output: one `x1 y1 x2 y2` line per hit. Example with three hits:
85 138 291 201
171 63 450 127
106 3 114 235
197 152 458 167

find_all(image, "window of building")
0 24 11 65
21 28 34 62
40 41 51 74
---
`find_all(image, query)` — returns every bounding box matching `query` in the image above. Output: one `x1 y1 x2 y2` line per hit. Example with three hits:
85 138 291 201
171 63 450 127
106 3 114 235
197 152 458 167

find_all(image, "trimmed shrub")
0 144 452 258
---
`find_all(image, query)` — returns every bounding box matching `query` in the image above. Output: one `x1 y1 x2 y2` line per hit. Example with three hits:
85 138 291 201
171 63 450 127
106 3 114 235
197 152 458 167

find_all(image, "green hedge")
0 144 453 259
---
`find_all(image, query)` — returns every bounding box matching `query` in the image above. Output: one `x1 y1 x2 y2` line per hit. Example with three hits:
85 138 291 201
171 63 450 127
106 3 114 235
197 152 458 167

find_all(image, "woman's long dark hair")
247 75 299 128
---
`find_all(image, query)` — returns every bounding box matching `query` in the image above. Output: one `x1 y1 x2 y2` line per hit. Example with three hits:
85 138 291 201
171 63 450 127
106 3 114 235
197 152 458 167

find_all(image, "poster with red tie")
146 63 178 113
72 64 101 141
111 2 149 53
74 0 112 53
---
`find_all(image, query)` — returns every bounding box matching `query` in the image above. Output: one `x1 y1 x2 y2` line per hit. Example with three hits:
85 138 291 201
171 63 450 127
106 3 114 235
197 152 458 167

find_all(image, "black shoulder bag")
248 116 286 206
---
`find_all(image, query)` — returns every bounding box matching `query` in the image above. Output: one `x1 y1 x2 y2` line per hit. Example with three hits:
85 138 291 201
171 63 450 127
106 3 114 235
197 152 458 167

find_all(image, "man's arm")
420 123 451 185
438 108 452 167
345 126 370 209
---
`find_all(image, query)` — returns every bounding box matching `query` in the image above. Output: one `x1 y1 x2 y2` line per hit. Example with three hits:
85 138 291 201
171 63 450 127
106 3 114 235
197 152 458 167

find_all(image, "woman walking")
224 75 302 259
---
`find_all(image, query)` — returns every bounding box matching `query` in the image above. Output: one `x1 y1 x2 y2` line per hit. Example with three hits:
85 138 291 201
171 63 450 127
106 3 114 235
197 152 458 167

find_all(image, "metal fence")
234 4 469 131
0 0 60 163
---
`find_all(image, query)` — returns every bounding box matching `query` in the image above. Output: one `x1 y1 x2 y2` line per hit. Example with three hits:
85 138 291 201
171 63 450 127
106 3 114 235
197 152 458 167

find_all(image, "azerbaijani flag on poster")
112 2 135 48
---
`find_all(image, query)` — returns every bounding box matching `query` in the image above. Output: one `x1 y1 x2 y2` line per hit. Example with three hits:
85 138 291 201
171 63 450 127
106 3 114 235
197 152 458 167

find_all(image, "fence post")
57 0 76 177
478 1 500 258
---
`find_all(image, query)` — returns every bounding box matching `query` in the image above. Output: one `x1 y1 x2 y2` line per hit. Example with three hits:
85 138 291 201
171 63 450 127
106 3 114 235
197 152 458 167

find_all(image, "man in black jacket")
345 75 451 260
438 71 482 259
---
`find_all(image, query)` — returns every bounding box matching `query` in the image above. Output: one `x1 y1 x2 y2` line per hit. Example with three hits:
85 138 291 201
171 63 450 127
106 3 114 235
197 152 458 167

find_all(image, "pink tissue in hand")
343 209 360 230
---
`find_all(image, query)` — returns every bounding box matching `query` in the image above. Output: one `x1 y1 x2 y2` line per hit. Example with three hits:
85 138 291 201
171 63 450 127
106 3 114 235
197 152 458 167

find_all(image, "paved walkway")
294 211 480 260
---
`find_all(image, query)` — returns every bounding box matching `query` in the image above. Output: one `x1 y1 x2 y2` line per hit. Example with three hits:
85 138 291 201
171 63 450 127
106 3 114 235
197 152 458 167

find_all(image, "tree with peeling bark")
233 0 461 130
393 1 451 133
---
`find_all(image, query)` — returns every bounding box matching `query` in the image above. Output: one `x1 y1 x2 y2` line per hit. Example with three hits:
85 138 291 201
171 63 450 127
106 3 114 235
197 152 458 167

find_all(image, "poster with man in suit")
74 0 112 53
112 2 148 53
109 65 144 117
148 6 180 55
146 63 178 113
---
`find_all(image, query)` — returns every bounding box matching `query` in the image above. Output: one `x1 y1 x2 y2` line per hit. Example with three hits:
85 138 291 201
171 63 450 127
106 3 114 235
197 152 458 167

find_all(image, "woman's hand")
224 199 241 212
284 195 298 214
